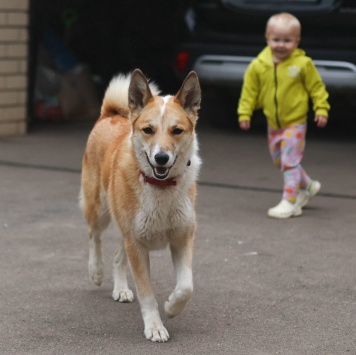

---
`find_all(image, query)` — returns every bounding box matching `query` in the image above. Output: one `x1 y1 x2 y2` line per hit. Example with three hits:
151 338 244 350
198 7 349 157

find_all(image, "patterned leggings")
268 123 311 203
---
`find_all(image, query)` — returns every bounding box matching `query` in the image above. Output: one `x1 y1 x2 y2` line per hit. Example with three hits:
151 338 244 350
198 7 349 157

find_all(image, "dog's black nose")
154 152 169 166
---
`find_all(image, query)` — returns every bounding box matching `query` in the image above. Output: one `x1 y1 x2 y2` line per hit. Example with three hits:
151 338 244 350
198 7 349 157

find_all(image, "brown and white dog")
80 69 201 342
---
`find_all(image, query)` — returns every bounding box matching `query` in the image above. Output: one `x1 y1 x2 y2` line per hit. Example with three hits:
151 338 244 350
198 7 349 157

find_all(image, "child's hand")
239 120 251 131
314 115 328 128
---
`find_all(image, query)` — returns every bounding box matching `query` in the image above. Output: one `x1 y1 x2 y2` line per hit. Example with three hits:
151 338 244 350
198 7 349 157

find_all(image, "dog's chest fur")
133 184 195 249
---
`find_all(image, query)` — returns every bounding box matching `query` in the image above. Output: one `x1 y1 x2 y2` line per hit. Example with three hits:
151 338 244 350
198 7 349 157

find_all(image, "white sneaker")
267 199 302 219
296 180 321 208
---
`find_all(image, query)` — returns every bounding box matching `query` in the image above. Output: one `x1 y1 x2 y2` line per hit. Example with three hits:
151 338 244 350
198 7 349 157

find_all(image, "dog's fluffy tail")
101 72 161 118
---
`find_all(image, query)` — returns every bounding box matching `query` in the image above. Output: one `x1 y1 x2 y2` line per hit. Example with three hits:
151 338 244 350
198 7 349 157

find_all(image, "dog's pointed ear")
128 69 153 115
175 71 201 117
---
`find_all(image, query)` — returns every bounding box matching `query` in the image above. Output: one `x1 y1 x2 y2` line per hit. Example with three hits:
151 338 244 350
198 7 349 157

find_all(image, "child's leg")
268 127 282 169
284 166 312 201
268 124 308 203
282 168 301 203
267 126 302 218
280 124 307 202
299 166 311 190
268 127 298 202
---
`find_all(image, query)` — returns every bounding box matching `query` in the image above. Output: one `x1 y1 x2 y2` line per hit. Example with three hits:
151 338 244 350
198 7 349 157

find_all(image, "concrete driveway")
0 120 355 354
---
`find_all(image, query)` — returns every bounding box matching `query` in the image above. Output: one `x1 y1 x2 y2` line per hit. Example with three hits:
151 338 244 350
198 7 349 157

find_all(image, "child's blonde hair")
266 12 301 37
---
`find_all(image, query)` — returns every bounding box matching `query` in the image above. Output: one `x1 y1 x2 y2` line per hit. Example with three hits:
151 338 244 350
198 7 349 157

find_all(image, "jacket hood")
257 46 306 65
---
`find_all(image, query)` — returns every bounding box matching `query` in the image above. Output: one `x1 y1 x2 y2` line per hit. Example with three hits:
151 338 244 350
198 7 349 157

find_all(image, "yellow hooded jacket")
238 46 330 129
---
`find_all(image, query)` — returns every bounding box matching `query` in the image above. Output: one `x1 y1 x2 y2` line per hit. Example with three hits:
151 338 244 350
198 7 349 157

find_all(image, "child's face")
266 26 300 63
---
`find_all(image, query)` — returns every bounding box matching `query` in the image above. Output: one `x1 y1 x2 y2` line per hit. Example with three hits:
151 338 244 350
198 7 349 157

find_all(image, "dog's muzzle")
146 152 175 180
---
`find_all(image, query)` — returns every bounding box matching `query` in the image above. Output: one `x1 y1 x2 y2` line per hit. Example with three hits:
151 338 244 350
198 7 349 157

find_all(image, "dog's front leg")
125 239 170 342
112 236 134 303
165 235 194 318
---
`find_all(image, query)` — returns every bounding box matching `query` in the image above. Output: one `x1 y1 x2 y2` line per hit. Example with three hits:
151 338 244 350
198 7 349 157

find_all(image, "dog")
80 69 201 342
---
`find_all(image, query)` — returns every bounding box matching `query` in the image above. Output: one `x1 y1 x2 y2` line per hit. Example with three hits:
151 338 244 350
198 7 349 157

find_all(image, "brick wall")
0 0 29 136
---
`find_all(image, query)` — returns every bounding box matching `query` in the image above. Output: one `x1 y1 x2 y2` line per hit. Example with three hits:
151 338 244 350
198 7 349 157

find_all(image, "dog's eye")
142 127 154 135
172 128 183 135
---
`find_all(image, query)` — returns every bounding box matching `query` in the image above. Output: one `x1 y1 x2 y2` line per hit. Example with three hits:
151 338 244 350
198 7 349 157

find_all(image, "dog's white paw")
88 261 104 286
164 298 189 318
112 289 134 303
144 322 170 342
164 289 192 318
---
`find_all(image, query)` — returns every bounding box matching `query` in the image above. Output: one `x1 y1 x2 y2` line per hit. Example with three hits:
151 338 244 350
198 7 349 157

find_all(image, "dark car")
173 0 356 127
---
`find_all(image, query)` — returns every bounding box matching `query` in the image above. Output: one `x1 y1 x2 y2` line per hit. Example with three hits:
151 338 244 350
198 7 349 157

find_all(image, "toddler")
237 12 330 218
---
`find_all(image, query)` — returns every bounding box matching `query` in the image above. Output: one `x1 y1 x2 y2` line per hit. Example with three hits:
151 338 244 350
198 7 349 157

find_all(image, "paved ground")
0 119 355 354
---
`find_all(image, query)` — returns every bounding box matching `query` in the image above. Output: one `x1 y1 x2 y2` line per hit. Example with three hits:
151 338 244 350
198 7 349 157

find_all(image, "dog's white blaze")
149 95 175 166
160 95 171 118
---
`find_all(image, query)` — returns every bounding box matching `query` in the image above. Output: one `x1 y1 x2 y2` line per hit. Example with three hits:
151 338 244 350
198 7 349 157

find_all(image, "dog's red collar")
140 171 177 187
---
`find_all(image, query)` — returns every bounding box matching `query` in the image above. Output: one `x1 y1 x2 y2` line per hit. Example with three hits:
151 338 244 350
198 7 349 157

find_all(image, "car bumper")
193 55 356 92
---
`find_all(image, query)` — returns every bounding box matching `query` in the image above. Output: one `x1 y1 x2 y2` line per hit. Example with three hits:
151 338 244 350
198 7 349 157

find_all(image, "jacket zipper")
273 65 281 128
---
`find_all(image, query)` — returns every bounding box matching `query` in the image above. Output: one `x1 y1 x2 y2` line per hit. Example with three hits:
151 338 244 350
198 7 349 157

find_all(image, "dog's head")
128 69 201 181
